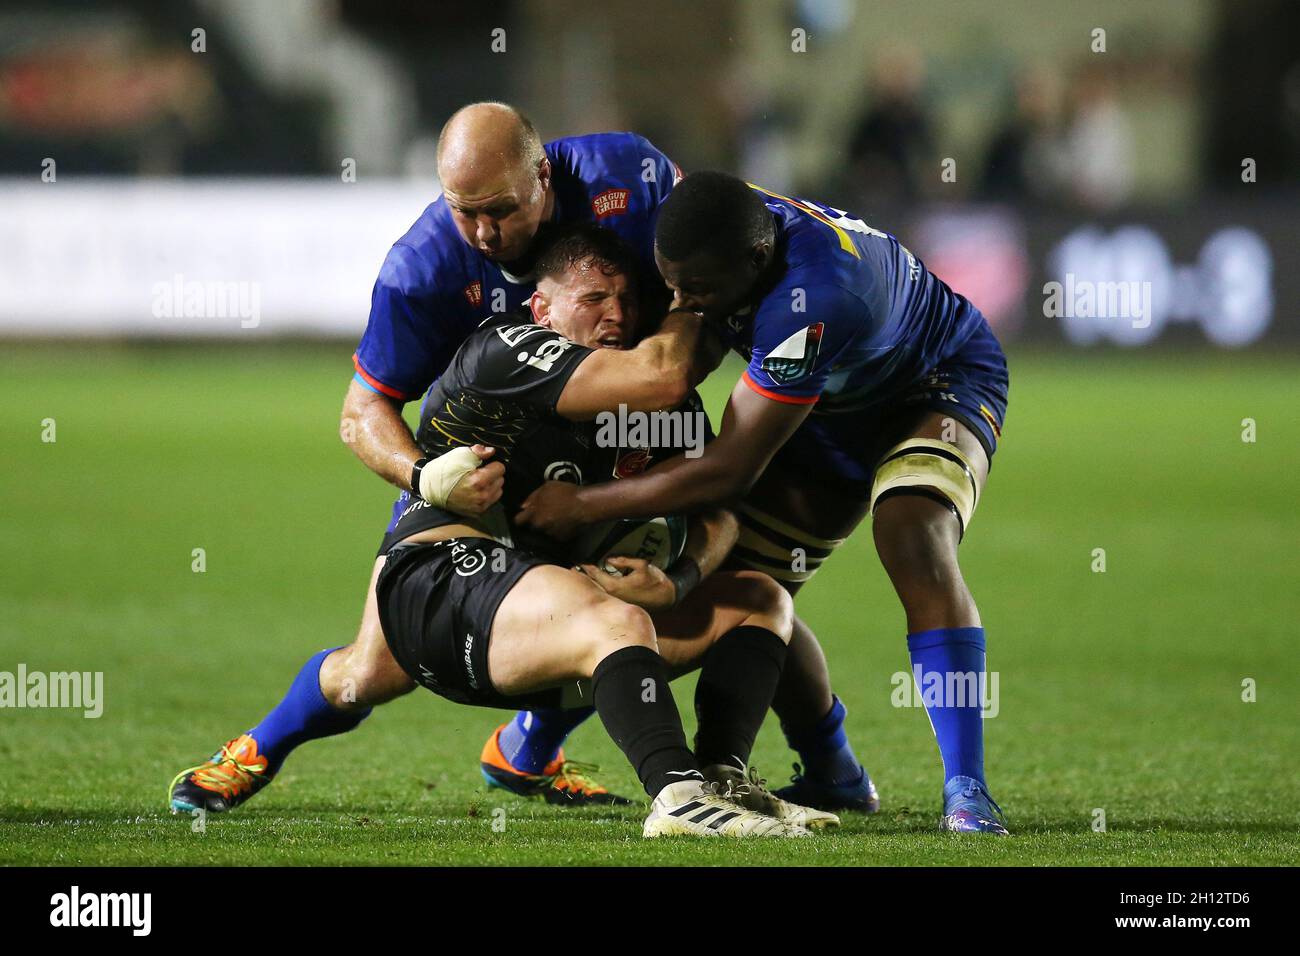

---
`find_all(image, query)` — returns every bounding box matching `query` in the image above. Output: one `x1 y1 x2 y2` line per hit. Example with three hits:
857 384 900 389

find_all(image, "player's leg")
488 565 733 816
381 542 804 838
476 561 627 807
484 564 657 690
650 568 839 829
870 409 1007 834
419 453 603 804
727 467 881 813
656 570 793 775
864 316 1010 834
480 707 611 802
490 708 594 775
317 558 416 708
169 557 407 814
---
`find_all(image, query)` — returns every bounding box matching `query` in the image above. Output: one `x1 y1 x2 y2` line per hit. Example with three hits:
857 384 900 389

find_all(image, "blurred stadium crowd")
1 0 1296 345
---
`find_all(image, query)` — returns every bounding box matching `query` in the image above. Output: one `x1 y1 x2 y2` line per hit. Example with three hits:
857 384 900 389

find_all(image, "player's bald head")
436 102 553 263
436 102 546 190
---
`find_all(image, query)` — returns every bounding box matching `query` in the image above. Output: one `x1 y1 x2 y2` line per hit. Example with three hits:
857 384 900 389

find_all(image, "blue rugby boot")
773 762 881 814
940 775 1009 835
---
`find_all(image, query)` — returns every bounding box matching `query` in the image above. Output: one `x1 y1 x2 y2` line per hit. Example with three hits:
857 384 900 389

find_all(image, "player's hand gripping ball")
577 557 676 611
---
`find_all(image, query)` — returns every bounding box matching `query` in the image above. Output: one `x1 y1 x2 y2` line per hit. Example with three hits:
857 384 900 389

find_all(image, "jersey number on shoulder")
517 336 574 373
748 184 887 259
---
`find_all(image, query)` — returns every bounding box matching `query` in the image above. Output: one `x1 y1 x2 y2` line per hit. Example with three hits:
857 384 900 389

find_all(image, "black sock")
592 645 699 798
694 625 789 769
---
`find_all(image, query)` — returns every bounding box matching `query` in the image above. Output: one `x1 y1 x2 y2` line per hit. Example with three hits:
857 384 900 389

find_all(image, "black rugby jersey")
408 311 709 561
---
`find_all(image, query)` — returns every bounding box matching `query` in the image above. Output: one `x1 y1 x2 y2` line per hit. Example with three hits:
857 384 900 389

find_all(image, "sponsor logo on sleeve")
464 281 482 307
760 322 824 385
591 188 630 219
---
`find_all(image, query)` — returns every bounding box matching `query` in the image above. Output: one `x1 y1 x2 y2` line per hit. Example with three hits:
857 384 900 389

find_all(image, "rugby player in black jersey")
371 223 837 837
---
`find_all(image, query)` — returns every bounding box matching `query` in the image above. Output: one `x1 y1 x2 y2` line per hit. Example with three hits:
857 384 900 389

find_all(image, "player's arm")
519 379 813 535
347 244 506 515
339 379 502 514
580 506 737 611
665 503 739 605
525 286 868 532
340 378 423 491
585 379 813 511
681 505 739 580
554 308 710 419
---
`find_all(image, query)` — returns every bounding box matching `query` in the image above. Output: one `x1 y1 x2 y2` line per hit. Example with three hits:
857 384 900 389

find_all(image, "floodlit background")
0 0 1296 865
1 0 1296 343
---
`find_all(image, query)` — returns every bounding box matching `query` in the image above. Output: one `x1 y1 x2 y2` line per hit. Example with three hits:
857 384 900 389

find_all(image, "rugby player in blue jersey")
519 171 1011 834
168 105 874 815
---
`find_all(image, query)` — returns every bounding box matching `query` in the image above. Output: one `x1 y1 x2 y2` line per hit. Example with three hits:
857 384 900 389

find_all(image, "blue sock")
497 707 595 774
780 695 865 787
247 647 371 774
907 627 987 786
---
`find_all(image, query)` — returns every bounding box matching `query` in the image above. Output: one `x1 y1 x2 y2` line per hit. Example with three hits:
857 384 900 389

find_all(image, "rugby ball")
574 516 688 573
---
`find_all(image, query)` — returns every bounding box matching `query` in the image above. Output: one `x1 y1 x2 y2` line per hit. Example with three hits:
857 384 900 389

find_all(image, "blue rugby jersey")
353 132 682 402
722 185 987 413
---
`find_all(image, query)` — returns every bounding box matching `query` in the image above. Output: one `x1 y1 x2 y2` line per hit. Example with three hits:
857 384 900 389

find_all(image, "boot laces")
168 738 266 802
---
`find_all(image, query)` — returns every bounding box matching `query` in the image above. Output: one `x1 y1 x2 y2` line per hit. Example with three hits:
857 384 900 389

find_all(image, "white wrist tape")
417 446 483 507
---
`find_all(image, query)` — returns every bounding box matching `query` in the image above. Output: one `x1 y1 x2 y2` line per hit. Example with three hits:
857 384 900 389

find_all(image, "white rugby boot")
642 779 809 838
701 763 841 830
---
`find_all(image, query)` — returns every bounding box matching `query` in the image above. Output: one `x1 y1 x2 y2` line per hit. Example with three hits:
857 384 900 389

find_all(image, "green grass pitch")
1 342 1296 866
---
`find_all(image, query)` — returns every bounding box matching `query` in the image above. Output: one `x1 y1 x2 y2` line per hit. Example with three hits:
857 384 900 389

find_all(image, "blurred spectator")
720 55 797 190
1059 62 1135 210
846 48 934 203
979 66 1067 203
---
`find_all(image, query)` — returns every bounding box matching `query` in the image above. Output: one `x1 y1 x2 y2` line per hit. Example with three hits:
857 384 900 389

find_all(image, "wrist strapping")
666 556 702 606
413 447 482 506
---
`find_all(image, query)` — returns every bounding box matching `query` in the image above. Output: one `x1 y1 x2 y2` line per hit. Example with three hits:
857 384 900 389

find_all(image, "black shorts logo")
463 631 479 688
448 540 488 577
